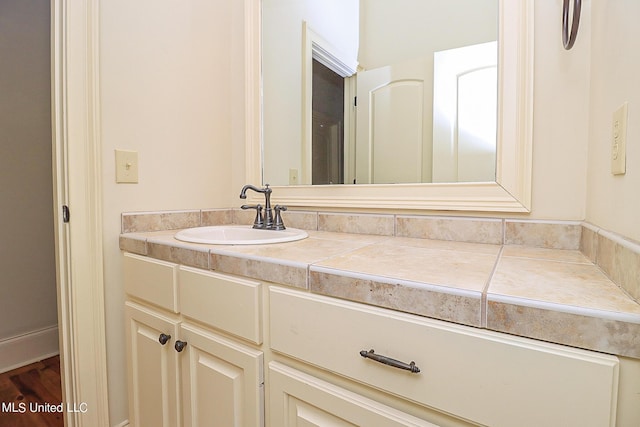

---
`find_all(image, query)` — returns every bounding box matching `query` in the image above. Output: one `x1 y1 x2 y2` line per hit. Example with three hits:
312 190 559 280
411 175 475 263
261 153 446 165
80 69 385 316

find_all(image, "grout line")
393 214 397 236
482 245 504 328
594 227 600 267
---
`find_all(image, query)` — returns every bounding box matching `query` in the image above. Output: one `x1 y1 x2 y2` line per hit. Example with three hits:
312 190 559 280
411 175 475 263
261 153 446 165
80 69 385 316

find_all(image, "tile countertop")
120 229 640 359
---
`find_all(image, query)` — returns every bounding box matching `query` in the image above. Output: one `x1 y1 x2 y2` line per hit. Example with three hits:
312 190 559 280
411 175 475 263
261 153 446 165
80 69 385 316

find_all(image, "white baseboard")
0 325 59 374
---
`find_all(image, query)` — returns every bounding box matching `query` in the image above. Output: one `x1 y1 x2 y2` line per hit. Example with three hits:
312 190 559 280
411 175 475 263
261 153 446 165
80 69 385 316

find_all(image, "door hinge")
62 205 70 223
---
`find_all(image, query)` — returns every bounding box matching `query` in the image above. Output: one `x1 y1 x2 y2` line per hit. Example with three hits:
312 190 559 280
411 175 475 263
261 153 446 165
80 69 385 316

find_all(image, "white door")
432 42 498 183
355 58 432 184
180 323 264 427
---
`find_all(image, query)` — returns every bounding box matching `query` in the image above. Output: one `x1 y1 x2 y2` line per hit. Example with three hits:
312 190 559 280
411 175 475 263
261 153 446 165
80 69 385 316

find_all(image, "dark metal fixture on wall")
563 0 581 50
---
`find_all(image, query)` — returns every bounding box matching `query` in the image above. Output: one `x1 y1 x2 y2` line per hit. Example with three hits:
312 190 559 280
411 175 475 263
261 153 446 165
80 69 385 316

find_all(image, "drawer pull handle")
174 340 188 353
158 333 171 345
360 349 420 374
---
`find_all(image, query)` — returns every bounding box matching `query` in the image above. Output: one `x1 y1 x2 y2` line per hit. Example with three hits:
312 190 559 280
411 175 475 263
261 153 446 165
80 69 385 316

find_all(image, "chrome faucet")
240 184 286 230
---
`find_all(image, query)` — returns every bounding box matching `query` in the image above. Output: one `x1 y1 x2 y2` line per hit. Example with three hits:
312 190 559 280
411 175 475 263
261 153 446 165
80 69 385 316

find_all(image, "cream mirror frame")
245 0 533 212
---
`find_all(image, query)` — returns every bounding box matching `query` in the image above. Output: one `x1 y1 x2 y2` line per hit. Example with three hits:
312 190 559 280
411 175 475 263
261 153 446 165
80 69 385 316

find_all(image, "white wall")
586 0 640 242
529 0 640 237
99 0 247 423
0 0 58 365
526 0 591 221
262 0 359 185
358 0 498 69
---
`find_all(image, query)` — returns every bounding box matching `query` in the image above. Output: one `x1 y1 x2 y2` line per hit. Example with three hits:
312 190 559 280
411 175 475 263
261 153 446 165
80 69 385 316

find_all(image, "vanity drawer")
179 266 263 344
269 287 619 427
123 253 178 313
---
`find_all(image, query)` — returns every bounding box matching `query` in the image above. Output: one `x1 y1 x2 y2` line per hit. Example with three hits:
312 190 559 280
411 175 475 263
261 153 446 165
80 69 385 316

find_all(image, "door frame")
301 21 357 185
51 0 110 425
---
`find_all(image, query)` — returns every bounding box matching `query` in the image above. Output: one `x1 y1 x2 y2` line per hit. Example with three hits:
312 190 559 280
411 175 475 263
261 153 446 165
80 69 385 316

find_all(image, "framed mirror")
245 0 533 212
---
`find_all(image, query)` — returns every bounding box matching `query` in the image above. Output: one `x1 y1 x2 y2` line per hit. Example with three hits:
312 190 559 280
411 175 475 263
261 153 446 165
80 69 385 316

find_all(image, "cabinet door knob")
174 340 188 353
158 333 171 345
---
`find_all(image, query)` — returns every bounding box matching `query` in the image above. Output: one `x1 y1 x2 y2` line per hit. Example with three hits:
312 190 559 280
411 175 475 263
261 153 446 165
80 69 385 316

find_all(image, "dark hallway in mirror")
312 59 345 185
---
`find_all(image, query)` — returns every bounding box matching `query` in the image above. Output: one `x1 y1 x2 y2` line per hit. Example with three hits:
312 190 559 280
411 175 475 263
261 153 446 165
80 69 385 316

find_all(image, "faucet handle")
273 205 287 230
241 204 264 229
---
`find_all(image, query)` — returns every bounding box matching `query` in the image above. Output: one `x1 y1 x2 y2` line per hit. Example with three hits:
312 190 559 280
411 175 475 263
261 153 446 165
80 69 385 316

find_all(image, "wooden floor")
0 356 63 427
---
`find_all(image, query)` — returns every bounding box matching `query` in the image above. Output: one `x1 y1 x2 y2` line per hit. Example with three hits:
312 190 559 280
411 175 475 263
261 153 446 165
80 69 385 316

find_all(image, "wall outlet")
115 149 139 183
611 103 628 175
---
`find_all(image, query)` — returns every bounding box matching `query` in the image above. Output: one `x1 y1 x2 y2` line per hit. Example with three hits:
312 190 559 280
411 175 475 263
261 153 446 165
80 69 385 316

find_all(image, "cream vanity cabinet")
123 253 264 427
124 252 632 427
268 287 622 427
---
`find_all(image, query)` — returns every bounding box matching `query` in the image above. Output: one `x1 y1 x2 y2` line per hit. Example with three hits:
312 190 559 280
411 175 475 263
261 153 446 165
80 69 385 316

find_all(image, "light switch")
289 168 299 185
611 103 628 175
115 149 139 183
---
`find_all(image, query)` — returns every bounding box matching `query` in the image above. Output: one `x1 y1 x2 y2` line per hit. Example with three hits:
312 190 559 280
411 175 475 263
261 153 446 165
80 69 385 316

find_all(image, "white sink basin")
174 225 308 245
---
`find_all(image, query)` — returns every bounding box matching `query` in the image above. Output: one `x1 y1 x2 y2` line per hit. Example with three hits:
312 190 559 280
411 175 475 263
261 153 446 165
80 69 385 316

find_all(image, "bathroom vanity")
124 255 264 427
121 215 640 427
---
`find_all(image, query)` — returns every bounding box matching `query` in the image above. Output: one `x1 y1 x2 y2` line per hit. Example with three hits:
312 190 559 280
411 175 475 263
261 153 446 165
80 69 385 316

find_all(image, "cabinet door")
180 322 264 427
269 362 439 427
125 301 180 427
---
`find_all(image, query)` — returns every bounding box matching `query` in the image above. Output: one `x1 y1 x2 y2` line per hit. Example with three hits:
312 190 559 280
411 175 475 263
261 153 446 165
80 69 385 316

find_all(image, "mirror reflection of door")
356 58 431 184
432 41 497 183
312 59 345 185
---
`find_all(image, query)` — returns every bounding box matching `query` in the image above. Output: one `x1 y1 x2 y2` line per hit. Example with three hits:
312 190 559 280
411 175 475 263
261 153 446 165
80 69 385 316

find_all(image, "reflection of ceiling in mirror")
358 0 498 69
262 0 499 187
